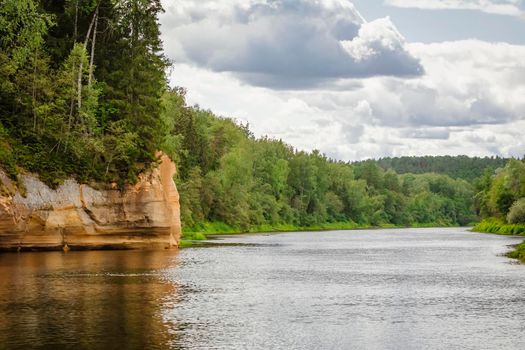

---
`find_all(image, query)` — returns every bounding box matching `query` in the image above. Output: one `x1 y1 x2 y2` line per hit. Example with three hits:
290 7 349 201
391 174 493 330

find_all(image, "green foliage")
476 159 525 220
182 231 207 241
0 0 53 92
508 198 525 224
161 90 479 234
473 218 525 235
361 155 508 181
507 241 525 263
0 0 168 187
0 123 17 179
182 221 369 239
95 0 168 168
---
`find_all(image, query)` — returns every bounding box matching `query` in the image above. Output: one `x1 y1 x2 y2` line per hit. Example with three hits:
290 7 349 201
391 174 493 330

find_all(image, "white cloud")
161 0 423 89
385 0 525 17
161 1 525 160
167 39 525 160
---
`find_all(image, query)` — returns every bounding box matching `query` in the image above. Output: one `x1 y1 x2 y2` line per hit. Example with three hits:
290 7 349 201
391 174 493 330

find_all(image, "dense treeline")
163 90 477 234
475 159 525 221
473 159 525 261
474 159 525 234
0 0 167 187
358 156 509 182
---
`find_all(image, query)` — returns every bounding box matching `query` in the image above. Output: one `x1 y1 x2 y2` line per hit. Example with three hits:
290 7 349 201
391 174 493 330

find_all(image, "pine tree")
95 0 168 178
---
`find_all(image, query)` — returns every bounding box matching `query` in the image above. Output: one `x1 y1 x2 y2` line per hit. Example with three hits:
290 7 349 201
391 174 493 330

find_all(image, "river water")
1 228 524 349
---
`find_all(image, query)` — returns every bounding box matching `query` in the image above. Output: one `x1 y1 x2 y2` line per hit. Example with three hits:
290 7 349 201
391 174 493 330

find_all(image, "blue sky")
160 0 525 160
353 0 525 44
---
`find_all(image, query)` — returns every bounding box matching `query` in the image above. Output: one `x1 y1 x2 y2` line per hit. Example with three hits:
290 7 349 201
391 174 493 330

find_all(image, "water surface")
1 228 524 349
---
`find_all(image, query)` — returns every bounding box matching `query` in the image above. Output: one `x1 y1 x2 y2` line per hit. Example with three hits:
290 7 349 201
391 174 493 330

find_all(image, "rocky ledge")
0 154 181 251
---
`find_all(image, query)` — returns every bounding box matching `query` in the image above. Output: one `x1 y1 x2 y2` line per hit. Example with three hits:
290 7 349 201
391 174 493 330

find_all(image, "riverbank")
179 221 460 247
472 218 525 262
180 222 367 247
506 241 525 262
472 218 525 235
0 154 181 252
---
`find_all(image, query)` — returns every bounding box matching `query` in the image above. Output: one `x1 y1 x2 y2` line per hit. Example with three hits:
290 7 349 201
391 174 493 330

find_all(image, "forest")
0 0 168 187
1 0 524 243
163 89 478 236
357 156 509 182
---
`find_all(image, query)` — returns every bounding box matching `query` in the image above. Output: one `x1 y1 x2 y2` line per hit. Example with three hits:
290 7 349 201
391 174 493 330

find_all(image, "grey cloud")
313 118 332 127
167 21 525 160
469 98 514 123
162 0 424 89
343 125 365 144
366 78 518 128
464 133 497 144
400 128 450 140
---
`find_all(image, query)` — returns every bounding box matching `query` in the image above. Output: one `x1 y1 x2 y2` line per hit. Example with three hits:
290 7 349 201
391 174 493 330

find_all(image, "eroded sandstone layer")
0 154 181 251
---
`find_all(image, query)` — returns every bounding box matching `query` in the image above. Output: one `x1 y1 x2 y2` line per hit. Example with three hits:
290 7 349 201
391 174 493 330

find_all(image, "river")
1 228 524 349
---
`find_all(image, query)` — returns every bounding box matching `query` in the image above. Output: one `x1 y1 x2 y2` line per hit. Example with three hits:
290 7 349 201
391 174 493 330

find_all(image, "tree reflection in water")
0 250 181 349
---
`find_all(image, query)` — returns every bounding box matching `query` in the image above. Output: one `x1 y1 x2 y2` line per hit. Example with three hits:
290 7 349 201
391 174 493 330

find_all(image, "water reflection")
0 250 180 349
1 228 525 349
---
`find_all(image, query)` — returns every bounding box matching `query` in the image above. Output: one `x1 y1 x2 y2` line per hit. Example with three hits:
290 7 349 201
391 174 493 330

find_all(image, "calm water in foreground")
1 228 525 349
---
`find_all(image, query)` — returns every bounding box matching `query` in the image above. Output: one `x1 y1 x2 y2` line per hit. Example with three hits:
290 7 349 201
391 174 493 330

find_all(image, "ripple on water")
0 228 524 349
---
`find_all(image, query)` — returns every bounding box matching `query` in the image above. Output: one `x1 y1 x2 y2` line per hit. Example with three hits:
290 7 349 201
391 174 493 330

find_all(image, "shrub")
507 240 525 263
473 218 525 235
507 198 525 224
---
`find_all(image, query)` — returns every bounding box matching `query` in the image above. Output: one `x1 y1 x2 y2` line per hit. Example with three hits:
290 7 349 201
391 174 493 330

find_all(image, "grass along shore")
472 218 525 235
179 221 462 247
472 218 525 263
180 219 525 263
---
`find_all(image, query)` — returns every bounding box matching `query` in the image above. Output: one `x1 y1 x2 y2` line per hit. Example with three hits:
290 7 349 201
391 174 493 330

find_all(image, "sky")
159 0 525 161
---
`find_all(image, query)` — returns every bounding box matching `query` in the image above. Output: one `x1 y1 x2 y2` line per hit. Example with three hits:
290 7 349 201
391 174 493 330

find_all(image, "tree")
0 0 52 92
56 44 100 144
96 0 168 169
508 198 525 224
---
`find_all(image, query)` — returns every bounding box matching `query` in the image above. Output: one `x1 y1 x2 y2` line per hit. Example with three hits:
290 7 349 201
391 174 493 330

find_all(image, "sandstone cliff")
0 154 181 251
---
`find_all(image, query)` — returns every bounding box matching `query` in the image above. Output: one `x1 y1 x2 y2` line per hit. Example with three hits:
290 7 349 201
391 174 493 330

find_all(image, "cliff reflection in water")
0 250 180 349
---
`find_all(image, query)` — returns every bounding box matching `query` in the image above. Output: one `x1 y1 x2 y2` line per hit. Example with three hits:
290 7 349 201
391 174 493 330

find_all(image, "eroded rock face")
0 154 181 251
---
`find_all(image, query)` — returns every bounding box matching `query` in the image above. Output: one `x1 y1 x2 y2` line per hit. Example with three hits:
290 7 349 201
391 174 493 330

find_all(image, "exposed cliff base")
0 154 181 251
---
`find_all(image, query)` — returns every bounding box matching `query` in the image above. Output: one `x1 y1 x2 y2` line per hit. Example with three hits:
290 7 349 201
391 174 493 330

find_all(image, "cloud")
385 0 525 17
400 128 451 140
308 40 525 130
161 0 423 89
167 39 525 160
161 1 525 160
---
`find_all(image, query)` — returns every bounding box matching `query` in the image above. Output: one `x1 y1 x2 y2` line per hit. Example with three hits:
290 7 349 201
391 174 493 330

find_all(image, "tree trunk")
32 51 38 132
88 12 99 87
83 3 100 49
73 0 79 42
78 2 100 113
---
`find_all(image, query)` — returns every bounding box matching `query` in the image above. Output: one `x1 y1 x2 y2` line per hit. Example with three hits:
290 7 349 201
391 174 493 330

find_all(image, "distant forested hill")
354 156 509 181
